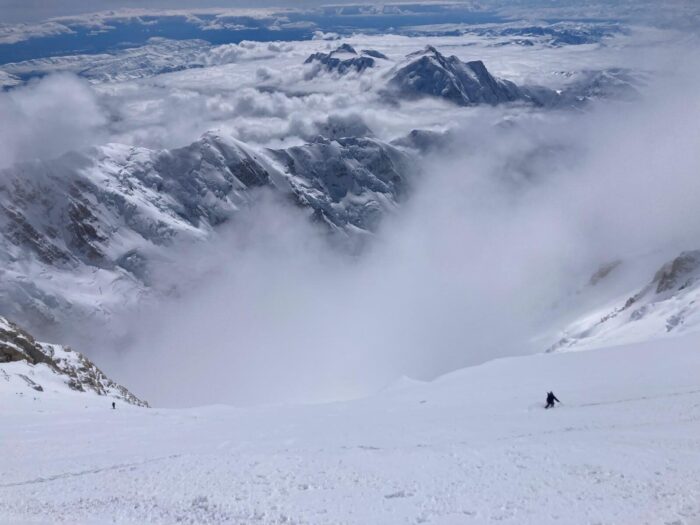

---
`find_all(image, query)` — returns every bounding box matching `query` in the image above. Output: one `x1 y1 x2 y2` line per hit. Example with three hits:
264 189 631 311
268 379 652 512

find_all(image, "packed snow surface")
2 334 700 524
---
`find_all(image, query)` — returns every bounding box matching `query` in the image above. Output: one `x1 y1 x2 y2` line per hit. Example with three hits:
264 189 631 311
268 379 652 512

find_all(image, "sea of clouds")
1 10 699 406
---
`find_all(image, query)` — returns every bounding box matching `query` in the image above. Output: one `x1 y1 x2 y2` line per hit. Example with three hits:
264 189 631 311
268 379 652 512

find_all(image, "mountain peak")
304 44 378 75
388 46 527 106
332 43 358 56
409 45 441 57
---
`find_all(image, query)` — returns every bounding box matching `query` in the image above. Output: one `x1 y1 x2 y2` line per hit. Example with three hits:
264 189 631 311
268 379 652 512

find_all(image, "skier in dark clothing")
545 391 560 409
112 401 116 409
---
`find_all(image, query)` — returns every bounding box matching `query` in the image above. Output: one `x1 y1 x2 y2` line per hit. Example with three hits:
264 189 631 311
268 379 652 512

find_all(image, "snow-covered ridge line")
304 43 388 76
0 316 147 406
383 45 637 107
0 130 415 338
549 250 700 352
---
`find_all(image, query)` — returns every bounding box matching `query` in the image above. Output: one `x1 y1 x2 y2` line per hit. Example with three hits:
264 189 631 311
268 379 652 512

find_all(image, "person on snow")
545 391 560 409
112 401 116 409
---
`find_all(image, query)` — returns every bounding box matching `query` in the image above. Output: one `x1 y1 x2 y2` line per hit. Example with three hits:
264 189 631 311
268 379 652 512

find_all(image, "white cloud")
205 40 294 66
0 74 107 168
0 20 74 44
103 48 700 407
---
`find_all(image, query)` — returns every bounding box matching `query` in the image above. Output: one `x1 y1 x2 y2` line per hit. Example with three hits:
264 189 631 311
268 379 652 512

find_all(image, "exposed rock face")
387 46 532 106
0 317 55 366
270 136 412 230
0 316 148 406
304 44 385 75
653 251 700 294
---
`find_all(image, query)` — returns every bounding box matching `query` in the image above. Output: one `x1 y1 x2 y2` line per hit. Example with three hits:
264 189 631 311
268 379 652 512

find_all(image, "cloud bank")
1 12 698 409
0 74 106 168
105 52 700 407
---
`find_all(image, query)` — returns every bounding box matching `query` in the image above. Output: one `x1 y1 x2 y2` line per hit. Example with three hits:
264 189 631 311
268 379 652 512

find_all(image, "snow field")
2 333 700 523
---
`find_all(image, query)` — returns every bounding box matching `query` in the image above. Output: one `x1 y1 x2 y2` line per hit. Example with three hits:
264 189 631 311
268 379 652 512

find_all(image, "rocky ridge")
304 43 387 75
0 315 147 406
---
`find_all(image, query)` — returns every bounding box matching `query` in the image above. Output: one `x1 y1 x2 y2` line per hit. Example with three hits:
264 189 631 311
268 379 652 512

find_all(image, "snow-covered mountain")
386 46 532 106
304 43 387 75
549 250 700 352
0 131 414 337
0 315 147 406
562 68 639 103
384 46 638 108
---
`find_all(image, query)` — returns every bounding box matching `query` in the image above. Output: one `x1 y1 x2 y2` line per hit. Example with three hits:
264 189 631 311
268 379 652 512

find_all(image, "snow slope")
0 316 147 407
549 250 700 352
1 333 699 524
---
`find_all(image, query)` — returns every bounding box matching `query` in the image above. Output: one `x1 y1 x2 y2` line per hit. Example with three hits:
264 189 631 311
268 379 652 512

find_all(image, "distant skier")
545 391 560 409
112 401 116 410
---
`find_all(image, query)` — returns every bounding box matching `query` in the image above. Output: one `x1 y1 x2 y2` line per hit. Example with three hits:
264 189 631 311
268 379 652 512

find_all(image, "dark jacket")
546 392 559 404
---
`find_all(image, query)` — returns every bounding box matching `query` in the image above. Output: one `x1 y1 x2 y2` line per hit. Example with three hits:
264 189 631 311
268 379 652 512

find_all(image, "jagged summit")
334 43 358 55
304 44 386 75
0 316 147 406
385 46 630 108
387 46 531 106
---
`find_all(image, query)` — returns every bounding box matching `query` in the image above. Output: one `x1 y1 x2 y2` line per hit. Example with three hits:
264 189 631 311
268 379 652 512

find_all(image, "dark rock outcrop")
0 316 148 406
305 44 386 75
